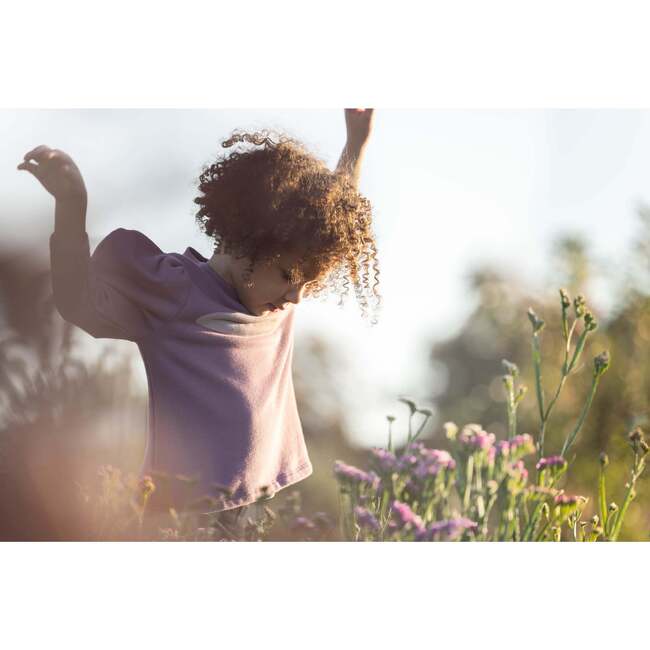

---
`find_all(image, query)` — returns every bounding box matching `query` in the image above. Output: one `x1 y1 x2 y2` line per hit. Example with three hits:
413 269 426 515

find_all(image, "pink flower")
414 518 478 541
390 500 425 532
536 455 567 471
354 506 380 532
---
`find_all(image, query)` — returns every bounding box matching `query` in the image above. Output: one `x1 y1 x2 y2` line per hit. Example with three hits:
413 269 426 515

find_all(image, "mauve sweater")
49 227 313 511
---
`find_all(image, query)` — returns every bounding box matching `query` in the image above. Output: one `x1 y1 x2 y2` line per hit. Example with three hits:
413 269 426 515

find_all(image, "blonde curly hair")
193 129 381 324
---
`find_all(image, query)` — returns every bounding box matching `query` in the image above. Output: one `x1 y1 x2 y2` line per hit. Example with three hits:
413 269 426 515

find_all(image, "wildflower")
398 397 417 415
527 307 545 333
290 516 316 531
584 311 598 331
369 448 398 473
515 385 528 403
559 288 571 310
458 424 495 451
509 434 536 458
573 294 586 318
443 422 458 440
502 359 519 377
593 351 610 377
390 500 424 532
333 461 381 490
599 452 609 468
312 512 333 531
554 494 585 506
608 502 618 513
414 448 456 480
496 440 510 458
628 427 648 456
354 506 380 532
536 455 567 471
396 454 419 472
405 441 426 455
508 459 528 482
414 518 478 542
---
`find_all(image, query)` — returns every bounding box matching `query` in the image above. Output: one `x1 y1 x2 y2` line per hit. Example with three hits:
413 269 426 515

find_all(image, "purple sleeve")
49 228 190 341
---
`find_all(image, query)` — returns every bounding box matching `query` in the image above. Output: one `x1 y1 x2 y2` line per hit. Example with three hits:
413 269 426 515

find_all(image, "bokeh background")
0 109 648 539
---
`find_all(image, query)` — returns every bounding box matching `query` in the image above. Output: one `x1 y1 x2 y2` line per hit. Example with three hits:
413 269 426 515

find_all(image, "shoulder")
93 229 187 284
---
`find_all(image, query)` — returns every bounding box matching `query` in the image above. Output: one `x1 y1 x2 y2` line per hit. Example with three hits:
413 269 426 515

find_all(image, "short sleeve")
49 228 191 342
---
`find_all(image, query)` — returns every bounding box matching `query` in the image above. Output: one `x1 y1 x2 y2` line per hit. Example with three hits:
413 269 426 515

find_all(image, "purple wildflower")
509 434 536 458
536 455 567 472
353 506 380 532
333 461 381 490
458 425 496 451
496 440 510 458
290 516 316 530
554 494 584 506
415 517 478 541
508 459 528 481
421 449 454 465
390 500 425 531
405 441 426 455
369 448 398 473
413 449 455 481
396 454 419 472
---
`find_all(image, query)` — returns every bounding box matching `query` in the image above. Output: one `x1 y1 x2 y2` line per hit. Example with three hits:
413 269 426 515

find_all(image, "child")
17 109 380 532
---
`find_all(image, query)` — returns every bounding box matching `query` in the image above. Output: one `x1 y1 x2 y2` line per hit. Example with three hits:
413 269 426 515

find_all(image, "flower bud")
628 426 647 456
559 288 571 310
593 351 610 377
501 359 519 377
599 452 609 467
590 514 599 527
527 308 545 333
398 397 417 415
584 311 598 331
608 502 618 513
574 294 586 318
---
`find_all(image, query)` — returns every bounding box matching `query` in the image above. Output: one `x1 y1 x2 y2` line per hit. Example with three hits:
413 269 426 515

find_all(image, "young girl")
18 109 380 536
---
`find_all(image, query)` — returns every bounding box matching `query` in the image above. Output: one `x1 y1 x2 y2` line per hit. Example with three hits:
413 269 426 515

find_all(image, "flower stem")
560 374 600 458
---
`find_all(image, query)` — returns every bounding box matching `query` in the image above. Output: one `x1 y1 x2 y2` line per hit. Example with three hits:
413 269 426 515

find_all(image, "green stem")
598 467 607 533
567 327 589 375
462 456 474 515
610 460 644 541
532 333 545 428
560 374 600 458
412 413 431 443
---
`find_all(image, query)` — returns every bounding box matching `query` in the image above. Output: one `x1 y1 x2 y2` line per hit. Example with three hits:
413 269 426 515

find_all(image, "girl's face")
209 249 320 317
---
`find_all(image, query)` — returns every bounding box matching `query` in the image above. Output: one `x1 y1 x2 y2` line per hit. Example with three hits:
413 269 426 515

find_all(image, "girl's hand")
344 108 375 149
17 145 87 203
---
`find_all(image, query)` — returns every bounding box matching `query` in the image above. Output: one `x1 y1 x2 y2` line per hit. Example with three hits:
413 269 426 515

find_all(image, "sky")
2 109 648 447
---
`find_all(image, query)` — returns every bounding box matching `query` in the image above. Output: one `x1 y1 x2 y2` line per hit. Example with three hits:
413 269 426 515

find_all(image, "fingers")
16 161 41 176
22 144 53 163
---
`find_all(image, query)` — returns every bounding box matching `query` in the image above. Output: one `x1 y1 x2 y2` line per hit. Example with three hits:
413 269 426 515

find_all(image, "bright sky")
2 109 648 447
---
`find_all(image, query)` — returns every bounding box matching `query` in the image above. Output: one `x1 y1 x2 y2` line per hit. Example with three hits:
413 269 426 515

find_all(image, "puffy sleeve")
49 228 191 342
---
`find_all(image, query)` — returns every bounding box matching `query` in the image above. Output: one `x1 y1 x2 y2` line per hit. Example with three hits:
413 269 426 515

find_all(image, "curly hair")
193 129 381 325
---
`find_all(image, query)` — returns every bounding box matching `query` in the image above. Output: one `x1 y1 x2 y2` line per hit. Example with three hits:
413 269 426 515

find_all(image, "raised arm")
335 108 375 189
18 146 91 324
